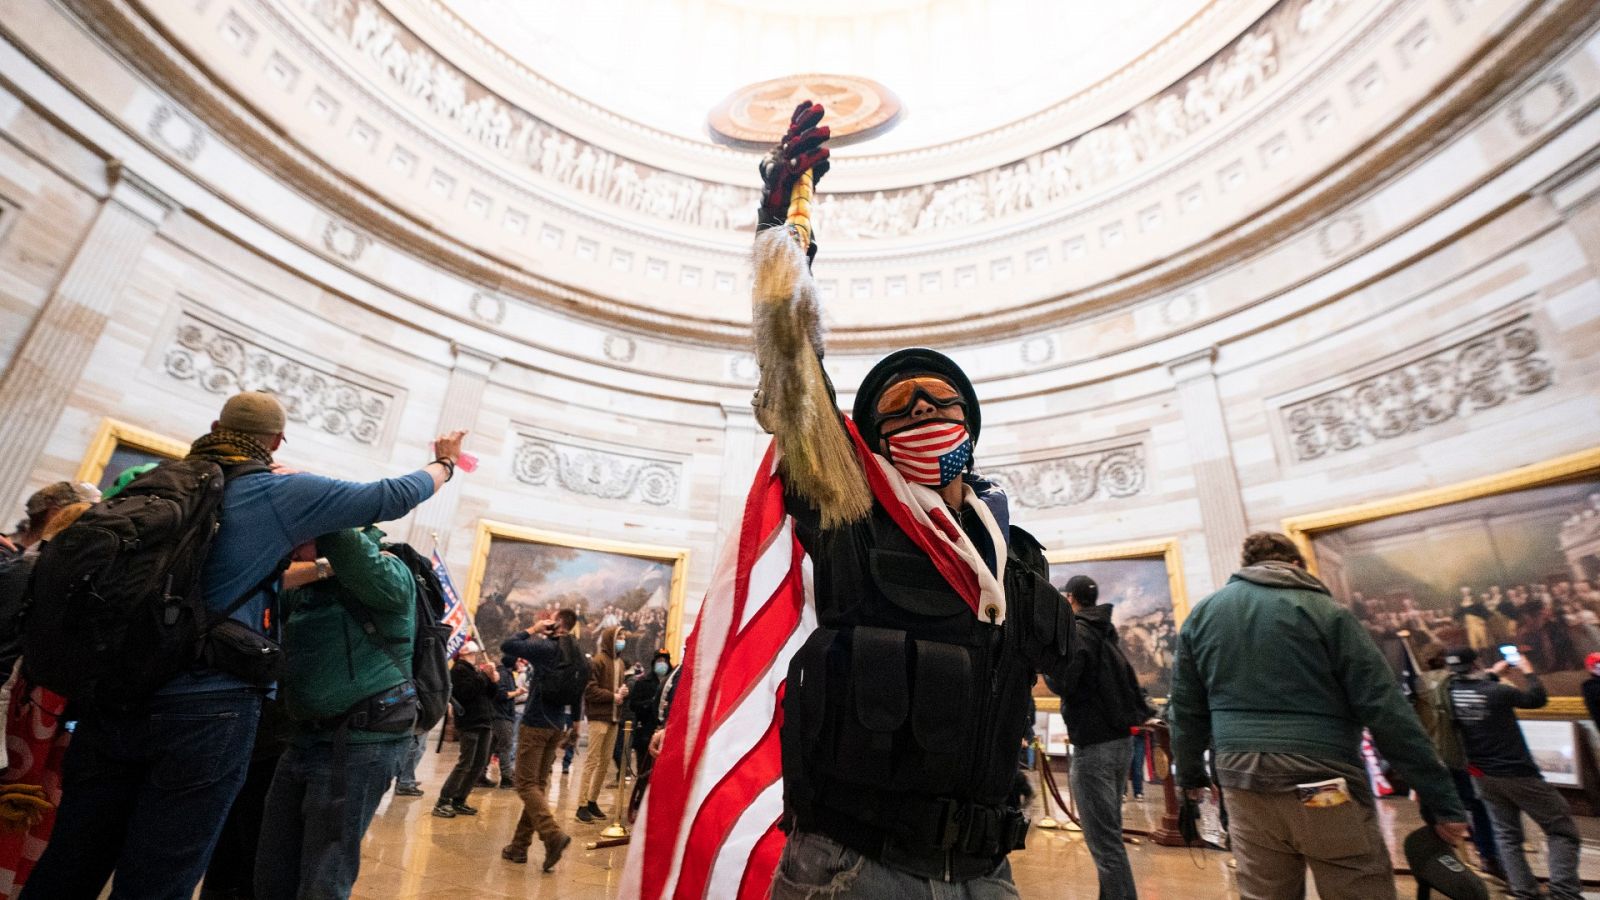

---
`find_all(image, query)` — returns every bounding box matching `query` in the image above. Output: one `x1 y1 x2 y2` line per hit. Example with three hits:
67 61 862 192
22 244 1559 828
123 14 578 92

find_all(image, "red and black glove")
757 100 831 231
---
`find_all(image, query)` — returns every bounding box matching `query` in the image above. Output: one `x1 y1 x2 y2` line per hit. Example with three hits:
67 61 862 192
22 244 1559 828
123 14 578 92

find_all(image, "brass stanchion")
1031 741 1062 830
599 721 634 839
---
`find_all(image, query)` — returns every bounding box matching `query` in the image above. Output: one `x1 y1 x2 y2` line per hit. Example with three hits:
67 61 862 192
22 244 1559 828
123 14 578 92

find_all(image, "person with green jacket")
1169 532 1468 900
254 526 419 900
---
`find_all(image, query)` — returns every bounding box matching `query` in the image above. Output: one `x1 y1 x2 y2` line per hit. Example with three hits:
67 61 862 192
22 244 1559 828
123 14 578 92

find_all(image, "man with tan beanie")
24 391 467 900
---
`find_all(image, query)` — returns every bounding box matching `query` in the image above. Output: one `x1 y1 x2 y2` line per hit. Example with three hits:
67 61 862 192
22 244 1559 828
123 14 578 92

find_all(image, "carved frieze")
985 443 1147 509
300 0 1357 240
511 432 681 507
1282 319 1554 461
163 313 394 444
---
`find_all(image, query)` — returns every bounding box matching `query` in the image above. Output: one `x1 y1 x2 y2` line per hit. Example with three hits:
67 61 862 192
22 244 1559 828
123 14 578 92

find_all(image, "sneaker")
500 844 528 865
576 805 596 824
584 801 605 819
450 802 478 816
394 785 424 797
431 803 456 818
542 833 572 872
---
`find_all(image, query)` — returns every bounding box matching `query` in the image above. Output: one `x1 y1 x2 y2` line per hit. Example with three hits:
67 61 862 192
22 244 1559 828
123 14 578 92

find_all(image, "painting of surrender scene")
1046 555 1180 699
467 523 687 667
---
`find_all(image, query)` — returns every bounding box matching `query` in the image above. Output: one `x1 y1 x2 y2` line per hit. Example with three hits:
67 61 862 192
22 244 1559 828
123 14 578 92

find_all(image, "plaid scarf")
187 429 274 466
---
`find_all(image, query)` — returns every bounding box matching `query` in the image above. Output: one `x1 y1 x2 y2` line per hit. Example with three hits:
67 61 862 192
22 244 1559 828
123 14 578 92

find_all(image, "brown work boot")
542 833 572 872
500 844 527 864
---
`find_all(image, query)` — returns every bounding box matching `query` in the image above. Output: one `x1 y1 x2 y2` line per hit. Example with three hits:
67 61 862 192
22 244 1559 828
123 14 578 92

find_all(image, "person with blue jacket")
23 392 465 900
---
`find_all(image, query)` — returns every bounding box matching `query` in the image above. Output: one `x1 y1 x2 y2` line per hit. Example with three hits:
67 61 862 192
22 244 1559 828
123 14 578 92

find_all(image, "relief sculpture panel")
162 312 395 445
1282 317 1555 462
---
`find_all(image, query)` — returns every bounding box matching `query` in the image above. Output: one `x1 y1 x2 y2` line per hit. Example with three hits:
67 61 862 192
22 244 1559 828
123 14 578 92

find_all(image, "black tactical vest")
779 494 1070 880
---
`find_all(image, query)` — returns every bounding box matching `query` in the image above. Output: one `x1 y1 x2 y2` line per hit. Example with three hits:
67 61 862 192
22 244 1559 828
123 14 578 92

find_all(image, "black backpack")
377 543 453 734
22 458 266 708
1094 630 1153 733
539 633 587 706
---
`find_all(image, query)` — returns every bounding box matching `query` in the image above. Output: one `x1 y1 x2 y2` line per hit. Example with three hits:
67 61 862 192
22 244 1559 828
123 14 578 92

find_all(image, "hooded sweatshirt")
584 625 625 723
1047 603 1148 747
1169 561 1464 821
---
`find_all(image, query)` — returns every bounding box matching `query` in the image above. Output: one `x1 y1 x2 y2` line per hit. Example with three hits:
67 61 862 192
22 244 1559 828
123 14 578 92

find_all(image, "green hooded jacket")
1169 561 1464 821
280 528 416 744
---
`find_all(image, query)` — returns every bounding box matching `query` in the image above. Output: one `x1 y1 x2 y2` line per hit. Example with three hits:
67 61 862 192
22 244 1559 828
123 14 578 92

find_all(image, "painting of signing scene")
1300 471 1600 700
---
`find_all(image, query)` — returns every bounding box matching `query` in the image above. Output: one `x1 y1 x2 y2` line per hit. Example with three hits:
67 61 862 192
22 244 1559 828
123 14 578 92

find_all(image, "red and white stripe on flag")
621 441 816 899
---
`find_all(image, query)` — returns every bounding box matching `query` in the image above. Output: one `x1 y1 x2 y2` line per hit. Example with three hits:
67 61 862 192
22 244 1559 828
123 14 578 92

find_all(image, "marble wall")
2 0 1600 643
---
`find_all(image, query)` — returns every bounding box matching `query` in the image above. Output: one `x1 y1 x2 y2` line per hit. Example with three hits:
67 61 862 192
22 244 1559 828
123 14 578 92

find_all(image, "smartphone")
1499 644 1523 667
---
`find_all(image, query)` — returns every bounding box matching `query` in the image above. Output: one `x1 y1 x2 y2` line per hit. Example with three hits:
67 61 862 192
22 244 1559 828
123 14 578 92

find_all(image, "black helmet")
852 348 980 451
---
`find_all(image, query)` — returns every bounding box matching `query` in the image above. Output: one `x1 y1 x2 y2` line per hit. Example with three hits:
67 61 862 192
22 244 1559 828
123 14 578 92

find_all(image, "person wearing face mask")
626 652 673 778
577 626 629 824
739 105 1083 895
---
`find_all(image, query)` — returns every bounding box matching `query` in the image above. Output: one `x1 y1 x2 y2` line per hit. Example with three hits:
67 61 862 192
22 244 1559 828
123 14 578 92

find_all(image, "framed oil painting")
75 418 188 493
1035 539 1190 713
463 521 689 667
1284 447 1600 719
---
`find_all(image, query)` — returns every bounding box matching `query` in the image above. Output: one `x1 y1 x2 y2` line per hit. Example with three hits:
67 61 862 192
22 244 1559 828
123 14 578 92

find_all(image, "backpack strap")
335 592 411 684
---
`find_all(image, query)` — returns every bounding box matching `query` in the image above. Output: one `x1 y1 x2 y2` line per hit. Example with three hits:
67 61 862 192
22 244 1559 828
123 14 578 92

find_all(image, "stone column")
714 402 764 550
0 163 173 510
1167 347 1250 589
408 342 499 554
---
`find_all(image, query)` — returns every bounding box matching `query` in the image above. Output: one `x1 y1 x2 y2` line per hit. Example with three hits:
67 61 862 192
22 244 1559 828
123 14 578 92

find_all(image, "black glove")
757 100 831 232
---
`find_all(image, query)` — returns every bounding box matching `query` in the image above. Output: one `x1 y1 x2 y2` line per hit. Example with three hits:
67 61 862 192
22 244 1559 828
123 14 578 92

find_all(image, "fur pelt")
751 227 870 528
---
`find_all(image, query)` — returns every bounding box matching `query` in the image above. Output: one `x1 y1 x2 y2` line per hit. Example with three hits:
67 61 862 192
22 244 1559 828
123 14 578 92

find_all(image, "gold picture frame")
463 519 690 662
1283 446 1600 719
1034 538 1190 713
75 418 188 488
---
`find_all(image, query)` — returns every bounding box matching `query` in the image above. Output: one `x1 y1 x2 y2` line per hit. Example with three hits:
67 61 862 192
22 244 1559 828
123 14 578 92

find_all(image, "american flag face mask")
881 418 973 488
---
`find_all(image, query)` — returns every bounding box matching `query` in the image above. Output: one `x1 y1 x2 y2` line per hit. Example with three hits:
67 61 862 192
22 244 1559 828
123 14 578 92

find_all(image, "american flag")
432 549 471 657
622 419 1001 899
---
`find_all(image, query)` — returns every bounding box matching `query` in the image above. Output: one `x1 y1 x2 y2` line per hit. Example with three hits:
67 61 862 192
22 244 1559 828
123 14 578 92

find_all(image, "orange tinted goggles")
874 376 966 420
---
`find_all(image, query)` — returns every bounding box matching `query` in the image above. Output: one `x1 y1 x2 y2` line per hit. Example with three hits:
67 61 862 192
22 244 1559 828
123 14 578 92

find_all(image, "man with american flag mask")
624 102 1080 900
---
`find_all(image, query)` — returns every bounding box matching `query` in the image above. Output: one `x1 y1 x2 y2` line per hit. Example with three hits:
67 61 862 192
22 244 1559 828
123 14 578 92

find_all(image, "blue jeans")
1128 733 1145 798
395 731 426 790
21 689 262 900
770 831 1019 899
254 738 408 900
1070 737 1138 900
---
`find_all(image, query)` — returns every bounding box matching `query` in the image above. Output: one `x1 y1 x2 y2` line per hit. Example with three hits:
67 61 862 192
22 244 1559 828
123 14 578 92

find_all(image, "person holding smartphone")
1446 646 1581 900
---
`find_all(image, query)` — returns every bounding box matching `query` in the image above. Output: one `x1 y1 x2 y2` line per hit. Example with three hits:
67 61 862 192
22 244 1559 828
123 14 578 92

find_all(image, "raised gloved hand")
757 101 831 231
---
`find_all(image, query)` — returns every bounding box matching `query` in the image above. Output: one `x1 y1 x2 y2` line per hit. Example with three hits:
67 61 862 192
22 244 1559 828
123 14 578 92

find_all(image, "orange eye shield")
873 376 966 421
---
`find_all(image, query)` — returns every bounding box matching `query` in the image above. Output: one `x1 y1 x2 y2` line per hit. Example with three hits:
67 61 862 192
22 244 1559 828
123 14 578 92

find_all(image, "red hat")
1587 652 1600 675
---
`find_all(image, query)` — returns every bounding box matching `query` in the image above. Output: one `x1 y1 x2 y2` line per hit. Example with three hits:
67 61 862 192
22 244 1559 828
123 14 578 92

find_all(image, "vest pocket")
868 549 970 619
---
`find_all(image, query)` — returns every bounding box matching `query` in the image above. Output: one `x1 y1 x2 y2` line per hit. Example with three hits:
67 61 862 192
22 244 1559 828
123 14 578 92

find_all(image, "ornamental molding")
320 219 370 261
1507 73 1576 137
468 290 506 324
510 427 684 508
161 309 399 446
303 0 759 231
58 0 1600 351
1279 314 1555 462
303 0 1344 240
147 103 205 161
985 441 1148 509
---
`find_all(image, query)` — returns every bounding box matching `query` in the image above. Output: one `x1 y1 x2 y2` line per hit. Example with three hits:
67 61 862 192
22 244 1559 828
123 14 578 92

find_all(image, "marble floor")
353 741 1600 898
